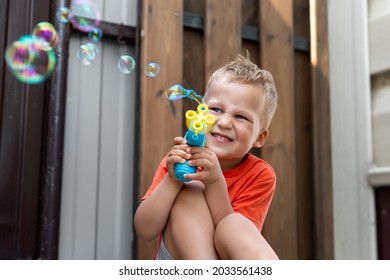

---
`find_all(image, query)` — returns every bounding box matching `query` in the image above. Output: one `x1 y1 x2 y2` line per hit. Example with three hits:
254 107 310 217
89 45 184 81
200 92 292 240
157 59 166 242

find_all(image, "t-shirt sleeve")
231 163 276 231
142 156 168 200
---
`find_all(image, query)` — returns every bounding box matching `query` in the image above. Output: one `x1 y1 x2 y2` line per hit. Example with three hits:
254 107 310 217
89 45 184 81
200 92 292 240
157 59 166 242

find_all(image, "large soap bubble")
70 0 101 32
5 35 56 84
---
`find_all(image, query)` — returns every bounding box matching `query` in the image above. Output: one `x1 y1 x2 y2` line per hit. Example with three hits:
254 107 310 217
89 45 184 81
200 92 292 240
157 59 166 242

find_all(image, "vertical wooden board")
138 0 183 260
205 0 242 80
182 28 205 110
310 0 333 260
183 0 205 132
242 0 259 64
242 0 260 160
294 0 314 260
259 0 297 259
242 0 258 26
184 0 205 14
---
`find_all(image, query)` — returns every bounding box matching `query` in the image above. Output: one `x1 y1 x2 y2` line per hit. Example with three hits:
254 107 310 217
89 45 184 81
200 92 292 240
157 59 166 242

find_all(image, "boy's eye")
236 114 249 121
210 107 222 113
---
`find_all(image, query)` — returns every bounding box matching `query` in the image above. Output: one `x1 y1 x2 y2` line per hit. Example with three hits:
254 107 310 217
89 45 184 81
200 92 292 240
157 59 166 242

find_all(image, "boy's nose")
217 114 233 129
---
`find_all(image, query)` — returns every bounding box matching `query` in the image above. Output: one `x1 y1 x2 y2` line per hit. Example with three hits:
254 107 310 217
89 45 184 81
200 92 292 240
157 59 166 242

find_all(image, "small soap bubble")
70 0 101 32
5 35 56 84
77 42 99 65
56 7 71 23
88 28 102 42
118 55 136 74
32 22 59 49
144 62 160 77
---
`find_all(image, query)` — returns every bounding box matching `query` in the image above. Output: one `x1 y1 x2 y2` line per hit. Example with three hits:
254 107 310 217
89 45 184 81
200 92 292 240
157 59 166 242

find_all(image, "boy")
134 54 279 260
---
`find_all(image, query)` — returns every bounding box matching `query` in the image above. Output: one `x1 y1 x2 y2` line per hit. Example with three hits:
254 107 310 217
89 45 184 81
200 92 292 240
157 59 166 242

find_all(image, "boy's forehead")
205 77 263 97
205 80 265 110
204 76 231 97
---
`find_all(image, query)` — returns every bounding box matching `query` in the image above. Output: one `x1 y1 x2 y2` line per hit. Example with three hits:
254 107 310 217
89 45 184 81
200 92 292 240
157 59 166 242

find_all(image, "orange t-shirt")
143 153 276 231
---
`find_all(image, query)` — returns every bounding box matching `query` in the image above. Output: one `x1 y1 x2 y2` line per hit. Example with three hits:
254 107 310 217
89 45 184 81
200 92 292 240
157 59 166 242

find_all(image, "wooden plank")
242 0 258 26
184 0 205 14
242 0 259 72
183 0 205 131
259 0 297 259
293 0 314 260
242 1 260 160
137 0 183 260
310 0 333 259
205 0 242 81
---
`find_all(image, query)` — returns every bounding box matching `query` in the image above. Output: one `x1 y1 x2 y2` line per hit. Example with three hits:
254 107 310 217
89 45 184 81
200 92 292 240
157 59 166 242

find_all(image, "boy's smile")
204 77 269 171
210 132 233 143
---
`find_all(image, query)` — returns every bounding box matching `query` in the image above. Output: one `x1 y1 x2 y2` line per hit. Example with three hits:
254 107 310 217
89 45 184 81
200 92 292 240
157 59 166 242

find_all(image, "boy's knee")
171 182 206 216
216 212 251 232
214 213 278 260
214 213 246 257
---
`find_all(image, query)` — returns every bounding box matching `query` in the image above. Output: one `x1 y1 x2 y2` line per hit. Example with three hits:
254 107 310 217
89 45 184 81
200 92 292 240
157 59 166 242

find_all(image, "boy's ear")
253 129 269 148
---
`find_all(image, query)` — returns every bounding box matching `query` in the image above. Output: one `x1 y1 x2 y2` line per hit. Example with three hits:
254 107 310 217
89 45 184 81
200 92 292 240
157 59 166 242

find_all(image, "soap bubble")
88 28 102 42
70 0 101 32
165 84 204 104
118 55 136 74
56 7 71 23
5 35 56 84
144 62 160 77
165 84 186 101
32 22 59 49
77 42 99 65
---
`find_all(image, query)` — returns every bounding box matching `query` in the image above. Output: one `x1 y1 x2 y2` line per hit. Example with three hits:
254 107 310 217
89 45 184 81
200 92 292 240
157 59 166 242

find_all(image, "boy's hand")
184 147 224 186
166 137 191 180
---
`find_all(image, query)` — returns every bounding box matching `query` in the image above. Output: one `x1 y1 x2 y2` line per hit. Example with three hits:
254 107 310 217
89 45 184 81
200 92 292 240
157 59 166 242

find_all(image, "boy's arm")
184 147 233 225
134 174 183 241
204 179 233 226
134 137 189 241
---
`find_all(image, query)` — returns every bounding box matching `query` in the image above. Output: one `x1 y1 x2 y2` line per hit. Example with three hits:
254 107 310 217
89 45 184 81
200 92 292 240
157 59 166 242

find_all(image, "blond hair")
205 54 278 130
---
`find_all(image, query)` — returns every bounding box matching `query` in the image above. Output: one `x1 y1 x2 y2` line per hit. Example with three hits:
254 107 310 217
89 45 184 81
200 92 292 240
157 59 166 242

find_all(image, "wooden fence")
137 0 332 260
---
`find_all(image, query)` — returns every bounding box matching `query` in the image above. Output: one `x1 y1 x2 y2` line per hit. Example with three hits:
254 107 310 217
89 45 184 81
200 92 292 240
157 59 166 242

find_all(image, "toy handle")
174 103 214 182
174 162 197 182
174 131 206 182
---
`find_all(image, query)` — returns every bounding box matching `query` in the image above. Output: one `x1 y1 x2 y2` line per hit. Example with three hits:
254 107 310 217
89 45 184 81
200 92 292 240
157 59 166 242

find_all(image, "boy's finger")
173 137 186 145
188 159 211 169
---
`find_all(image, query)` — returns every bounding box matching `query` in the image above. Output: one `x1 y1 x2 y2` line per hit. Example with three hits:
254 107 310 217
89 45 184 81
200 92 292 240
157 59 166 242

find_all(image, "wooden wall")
137 0 330 260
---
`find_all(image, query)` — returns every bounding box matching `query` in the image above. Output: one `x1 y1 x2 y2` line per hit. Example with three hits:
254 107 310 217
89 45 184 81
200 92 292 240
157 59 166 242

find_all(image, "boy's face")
204 78 268 170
